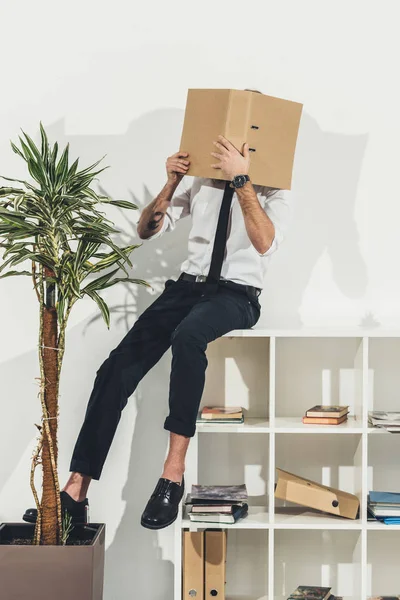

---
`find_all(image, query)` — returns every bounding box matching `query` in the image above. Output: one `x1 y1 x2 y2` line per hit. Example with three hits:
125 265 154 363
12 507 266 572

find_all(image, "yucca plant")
0 124 148 545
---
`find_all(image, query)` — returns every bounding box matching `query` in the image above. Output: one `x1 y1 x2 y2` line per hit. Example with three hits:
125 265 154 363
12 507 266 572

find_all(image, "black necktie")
206 181 234 285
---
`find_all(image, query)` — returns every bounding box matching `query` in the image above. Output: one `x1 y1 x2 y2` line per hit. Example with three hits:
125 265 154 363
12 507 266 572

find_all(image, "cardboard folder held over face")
275 468 360 519
179 88 303 189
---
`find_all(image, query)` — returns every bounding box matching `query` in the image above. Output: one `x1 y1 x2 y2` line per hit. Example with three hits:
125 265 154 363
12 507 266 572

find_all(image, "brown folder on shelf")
275 468 360 519
205 530 227 599
183 531 204 600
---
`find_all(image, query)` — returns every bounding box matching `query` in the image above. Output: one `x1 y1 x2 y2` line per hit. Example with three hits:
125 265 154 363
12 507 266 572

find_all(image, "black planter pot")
0 522 105 600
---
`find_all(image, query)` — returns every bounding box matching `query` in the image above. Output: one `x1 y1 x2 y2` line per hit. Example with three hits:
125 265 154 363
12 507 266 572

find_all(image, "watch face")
234 175 247 187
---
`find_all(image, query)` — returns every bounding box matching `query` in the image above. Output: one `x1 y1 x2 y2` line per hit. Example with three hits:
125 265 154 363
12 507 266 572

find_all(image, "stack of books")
369 597 400 599
368 411 400 433
196 405 244 424
185 484 249 524
367 490 400 524
302 405 349 425
286 585 342 600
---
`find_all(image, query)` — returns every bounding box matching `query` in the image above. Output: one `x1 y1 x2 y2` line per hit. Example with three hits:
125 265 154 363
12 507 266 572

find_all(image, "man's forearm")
137 180 179 239
235 181 275 254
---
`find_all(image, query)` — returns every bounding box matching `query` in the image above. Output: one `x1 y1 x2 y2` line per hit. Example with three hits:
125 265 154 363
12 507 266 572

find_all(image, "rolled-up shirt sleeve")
256 187 292 257
141 178 191 241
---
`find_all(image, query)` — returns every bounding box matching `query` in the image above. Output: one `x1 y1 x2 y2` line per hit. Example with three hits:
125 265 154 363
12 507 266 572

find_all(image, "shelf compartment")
202 336 270 420
274 529 362 600
368 337 400 413
275 337 364 423
368 434 400 494
198 432 269 509
181 505 269 530
274 415 362 433
274 434 363 521
367 530 400 596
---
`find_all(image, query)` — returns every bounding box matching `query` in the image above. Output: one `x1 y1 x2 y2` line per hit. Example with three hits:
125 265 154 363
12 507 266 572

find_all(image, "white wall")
0 0 399 598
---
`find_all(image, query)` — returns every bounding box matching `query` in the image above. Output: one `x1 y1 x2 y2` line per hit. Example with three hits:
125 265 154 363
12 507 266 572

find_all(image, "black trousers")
69 277 261 480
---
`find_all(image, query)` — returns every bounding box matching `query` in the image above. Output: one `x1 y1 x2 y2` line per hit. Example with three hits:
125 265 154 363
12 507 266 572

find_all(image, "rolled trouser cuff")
69 458 101 481
164 415 196 438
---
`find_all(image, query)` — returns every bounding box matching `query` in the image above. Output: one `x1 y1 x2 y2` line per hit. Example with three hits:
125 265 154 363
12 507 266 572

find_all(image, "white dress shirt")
144 177 292 290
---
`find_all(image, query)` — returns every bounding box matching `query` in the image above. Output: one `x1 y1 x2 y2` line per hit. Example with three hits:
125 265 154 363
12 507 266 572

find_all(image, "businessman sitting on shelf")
23 124 291 531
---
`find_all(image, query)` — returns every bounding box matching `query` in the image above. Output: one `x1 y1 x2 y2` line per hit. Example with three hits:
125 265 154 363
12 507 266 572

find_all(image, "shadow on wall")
0 107 370 600
262 112 370 327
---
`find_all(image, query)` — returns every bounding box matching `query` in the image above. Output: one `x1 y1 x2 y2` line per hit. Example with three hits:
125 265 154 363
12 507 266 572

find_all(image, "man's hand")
166 151 190 185
210 135 250 181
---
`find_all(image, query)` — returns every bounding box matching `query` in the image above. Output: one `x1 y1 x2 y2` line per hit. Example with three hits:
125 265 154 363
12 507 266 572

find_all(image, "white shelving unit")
173 330 400 600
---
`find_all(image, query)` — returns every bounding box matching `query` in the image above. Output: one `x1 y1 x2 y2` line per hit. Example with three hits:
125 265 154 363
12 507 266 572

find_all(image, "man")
23 132 291 531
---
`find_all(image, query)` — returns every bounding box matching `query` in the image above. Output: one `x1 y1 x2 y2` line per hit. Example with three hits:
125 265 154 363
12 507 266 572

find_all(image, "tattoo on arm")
147 211 164 231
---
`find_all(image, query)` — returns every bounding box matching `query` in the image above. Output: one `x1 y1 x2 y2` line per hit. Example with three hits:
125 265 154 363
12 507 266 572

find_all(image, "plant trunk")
40 267 59 545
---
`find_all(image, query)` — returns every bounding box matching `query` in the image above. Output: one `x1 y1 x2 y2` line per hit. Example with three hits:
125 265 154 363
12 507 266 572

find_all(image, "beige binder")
179 88 303 189
204 530 227 599
275 468 360 519
183 531 204 599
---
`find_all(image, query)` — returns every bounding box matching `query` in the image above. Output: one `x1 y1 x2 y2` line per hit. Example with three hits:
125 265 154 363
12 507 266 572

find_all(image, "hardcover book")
288 586 331 600
306 405 349 418
188 504 248 524
190 484 248 502
302 415 348 425
200 406 243 420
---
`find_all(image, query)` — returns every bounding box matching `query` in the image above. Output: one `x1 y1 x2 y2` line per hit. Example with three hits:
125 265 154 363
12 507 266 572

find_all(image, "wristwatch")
230 174 250 189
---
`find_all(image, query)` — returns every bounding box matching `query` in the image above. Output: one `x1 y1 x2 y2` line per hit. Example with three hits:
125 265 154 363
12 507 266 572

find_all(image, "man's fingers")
170 160 189 170
171 151 189 159
217 135 234 151
213 141 229 155
169 161 189 173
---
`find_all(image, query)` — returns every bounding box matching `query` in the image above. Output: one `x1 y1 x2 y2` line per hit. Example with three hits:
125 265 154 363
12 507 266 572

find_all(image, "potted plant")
0 124 147 599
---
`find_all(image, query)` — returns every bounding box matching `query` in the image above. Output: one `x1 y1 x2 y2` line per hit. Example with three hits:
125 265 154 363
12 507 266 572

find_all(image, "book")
200 406 243 420
368 506 400 518
196 415 244 424
306 405 349 418
287 586 331 600
302 414 348 425
368 412 400 432
190 484 248 502
369 597 400 599
185 493 245 506
191 502 245 513
369 411 400 422
369 491 400 504
188 503 248 523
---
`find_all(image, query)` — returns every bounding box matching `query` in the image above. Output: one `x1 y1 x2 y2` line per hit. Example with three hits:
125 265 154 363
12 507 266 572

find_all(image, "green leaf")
82 268 119 293
39 122 49 163
56 143 69 186
84 289 110 328
101 277 151 289
56 293 66 322
0 187 25 197
0 270 31 279
103 199 138 210
10 142 25 161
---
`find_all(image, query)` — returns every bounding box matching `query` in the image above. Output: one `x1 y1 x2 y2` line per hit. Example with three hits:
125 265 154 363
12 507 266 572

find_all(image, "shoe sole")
140 511 179 530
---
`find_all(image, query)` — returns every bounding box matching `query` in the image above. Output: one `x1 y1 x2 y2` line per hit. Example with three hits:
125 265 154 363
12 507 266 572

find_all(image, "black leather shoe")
141 475 185 530
22 490 89 524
